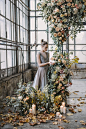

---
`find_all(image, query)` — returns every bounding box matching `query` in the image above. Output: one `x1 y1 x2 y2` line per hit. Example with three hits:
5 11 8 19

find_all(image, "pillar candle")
32 104 36 115
59 114 62 118
29 108 32 113
60 105 63 113
63 107 66 114
62 102 65 107
56 112 60 117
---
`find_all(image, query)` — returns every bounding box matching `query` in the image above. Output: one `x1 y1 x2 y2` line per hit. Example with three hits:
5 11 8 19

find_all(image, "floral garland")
37 0 86 46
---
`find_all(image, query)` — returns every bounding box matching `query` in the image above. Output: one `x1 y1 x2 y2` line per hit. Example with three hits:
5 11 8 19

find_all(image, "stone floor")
0 79 86 129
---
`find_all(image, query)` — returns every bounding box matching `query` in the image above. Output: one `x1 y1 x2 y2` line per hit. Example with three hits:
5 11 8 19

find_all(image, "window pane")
12 51 16 67
76 51 86 63
0 42 6 49
69 45 74 50
37 31 47 43
30 31 35 44
6 20 11 40
25 15 28 29
69 51 74 60
0 16 6 38
20 10 23 26
63 45 66 50
6 0 10 19
20 27 24 42
76 31 86 44
0 0 5 16
36 11 42 16
69 37 74 44
30 11 35 16
37 17 47 30
37 45 41 50
7 50 12 68
30 0 35 10
30 51 35 62
30 18 35 30
1 50 6 69
25 30 28 44
75 45 86 50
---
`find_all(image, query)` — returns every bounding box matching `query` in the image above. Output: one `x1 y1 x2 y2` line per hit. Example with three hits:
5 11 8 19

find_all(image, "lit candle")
63 107 66 114
59 114 62 118
60 106 63 113
29 108 32 113
62 102 65 107
32 104 36 115
56 112 60 117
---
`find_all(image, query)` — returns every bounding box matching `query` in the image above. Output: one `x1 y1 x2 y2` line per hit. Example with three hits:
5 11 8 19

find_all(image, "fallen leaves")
69 108 76 113
58 126 65 129
73 92 78 95
67 113 73 116
78 109 82 112
63 119 70 123
53 121 58 125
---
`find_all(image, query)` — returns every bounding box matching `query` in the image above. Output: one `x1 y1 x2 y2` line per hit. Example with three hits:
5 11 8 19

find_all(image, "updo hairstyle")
41 39 48 47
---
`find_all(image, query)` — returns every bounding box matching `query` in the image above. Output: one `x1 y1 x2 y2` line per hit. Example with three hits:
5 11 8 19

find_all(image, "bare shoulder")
37 51 41 57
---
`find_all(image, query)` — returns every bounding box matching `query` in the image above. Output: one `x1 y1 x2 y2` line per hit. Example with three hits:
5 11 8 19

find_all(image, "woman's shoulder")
37 51 41 56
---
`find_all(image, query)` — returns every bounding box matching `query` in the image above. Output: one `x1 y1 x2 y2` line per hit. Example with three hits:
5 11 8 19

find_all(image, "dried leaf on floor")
13 127 18 129
67 113 73 116
78 109 82 112
77 104 80 107
17 122 24 126
75 120 78 122
80 102 85 104
69 108 76 113
29 122 37 126
63 119 70 123
77 98 81 101
58 126 65 129
80 120 85 123
73 92 78 95
53 121 58 125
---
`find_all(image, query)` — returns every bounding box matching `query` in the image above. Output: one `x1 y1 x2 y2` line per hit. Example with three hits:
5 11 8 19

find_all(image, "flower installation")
47 50 79 112
37 0 86 47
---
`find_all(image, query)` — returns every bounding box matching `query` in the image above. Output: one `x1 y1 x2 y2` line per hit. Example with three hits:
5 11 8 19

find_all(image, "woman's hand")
49 62 55 65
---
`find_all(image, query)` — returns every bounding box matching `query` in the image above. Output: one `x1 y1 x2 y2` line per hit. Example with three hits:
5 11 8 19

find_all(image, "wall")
0 69 32 101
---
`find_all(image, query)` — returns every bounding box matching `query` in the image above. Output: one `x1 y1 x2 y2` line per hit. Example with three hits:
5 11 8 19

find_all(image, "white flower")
18 96 22 100
58 23 62 28
73 8 78 14
47 3 51 6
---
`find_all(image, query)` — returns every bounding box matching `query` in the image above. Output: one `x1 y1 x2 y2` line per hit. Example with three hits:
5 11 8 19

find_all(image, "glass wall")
0 0 29 78
30 0 86 67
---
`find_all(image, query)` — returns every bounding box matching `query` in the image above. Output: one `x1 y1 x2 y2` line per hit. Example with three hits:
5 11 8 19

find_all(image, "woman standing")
33 39 54 91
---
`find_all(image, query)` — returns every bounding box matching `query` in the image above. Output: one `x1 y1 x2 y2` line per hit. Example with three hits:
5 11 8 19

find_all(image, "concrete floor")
0 79 86 129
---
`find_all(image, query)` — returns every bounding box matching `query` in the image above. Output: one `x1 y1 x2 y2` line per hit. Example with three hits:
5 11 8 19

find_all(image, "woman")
33 39 54 91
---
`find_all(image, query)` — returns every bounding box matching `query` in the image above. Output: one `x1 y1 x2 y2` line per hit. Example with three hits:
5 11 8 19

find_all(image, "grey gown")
33 51 49 91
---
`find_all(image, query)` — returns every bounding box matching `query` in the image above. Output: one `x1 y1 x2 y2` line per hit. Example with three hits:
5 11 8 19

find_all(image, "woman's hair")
41 39 48 47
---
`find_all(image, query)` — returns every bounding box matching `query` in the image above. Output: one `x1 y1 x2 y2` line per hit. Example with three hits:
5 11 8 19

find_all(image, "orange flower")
56 27 60 31
57 32 62 36
67 2 71 6
54 33 57 37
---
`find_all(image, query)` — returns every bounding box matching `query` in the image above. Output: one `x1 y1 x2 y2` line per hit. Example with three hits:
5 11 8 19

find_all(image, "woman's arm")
37 53 50 67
